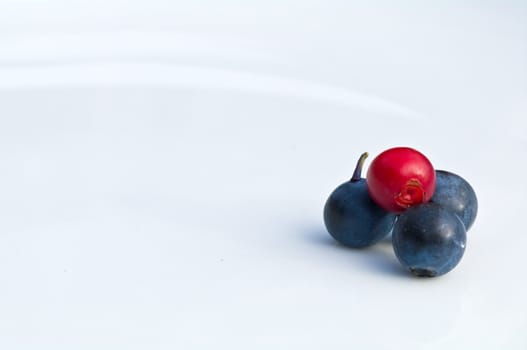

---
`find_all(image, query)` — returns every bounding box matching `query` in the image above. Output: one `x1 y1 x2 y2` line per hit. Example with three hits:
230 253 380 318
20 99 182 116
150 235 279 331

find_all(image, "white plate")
0 2 526 349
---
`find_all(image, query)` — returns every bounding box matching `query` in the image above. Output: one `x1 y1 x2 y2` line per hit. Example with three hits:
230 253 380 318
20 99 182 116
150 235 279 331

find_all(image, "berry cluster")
323 147 478 277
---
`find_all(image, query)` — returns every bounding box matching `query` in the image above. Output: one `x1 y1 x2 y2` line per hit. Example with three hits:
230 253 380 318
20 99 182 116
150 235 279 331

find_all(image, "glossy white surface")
0 1 526 349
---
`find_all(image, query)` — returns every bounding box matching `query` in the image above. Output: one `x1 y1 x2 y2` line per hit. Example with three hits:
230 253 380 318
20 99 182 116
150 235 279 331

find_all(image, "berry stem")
351 152 369 182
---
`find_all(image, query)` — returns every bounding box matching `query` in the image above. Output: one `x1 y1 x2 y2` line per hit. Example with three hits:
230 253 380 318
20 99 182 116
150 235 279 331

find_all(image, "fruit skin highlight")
366 147 436 213
324 153 396 248
431 170 478 230
392 203 466 277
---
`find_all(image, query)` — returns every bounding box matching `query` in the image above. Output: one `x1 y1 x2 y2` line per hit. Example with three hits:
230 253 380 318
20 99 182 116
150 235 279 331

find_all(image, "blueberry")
324 153 396 248
431 170 478 230
392 203 466 277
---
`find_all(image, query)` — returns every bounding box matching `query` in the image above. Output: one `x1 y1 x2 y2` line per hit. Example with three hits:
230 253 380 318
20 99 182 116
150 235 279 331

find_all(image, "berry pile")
323 147 478 277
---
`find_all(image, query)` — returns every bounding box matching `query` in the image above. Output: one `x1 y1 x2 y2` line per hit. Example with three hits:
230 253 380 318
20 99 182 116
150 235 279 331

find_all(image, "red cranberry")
366 147 436 213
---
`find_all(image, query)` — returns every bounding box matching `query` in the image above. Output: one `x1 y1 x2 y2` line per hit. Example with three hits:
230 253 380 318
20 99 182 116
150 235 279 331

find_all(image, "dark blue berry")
324 153 396 248
392 203 466 277
431 170 478 230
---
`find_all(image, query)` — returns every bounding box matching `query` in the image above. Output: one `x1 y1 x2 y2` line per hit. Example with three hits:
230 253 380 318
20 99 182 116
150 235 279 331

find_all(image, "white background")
0 1 526 349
